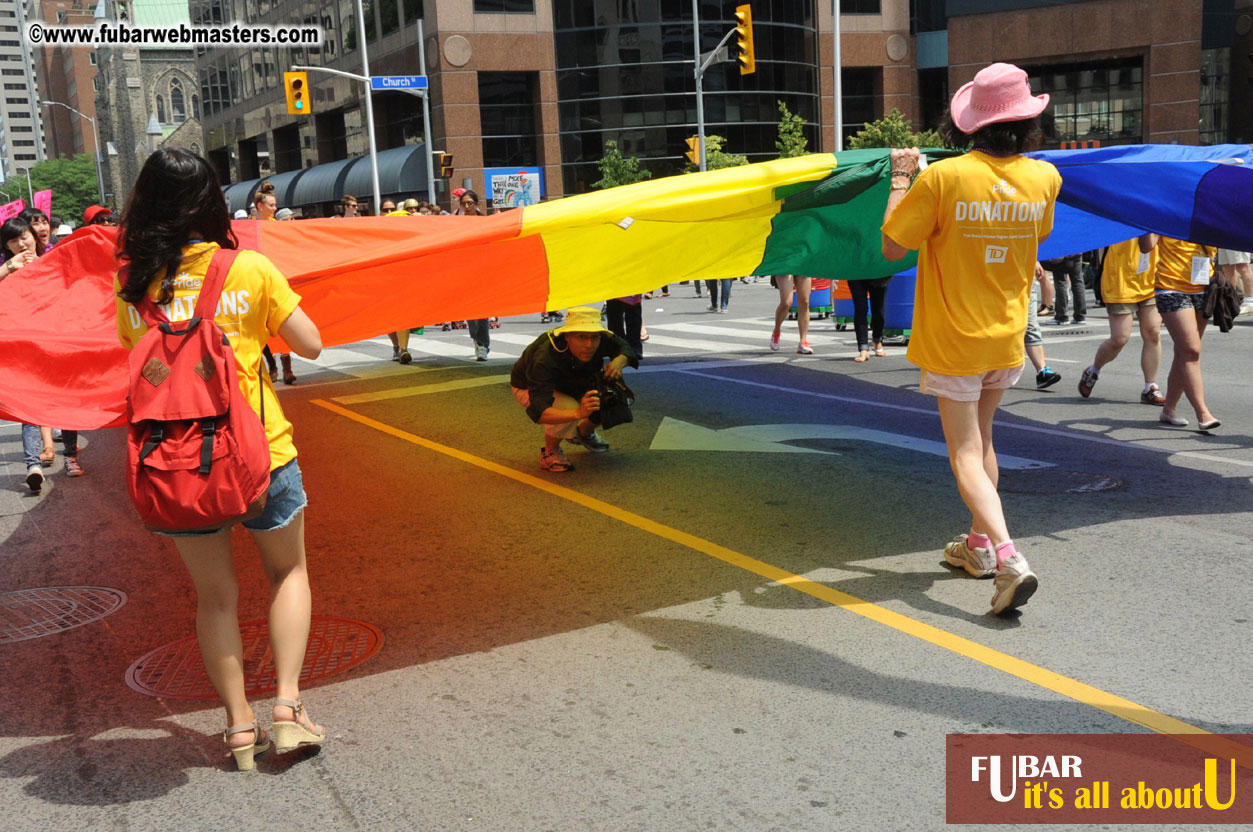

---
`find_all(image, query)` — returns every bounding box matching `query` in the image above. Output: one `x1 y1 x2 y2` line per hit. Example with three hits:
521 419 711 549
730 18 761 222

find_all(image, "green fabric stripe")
756 148 956 280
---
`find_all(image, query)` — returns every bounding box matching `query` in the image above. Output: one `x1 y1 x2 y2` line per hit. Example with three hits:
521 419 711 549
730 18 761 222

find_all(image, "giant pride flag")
1 144 1250 430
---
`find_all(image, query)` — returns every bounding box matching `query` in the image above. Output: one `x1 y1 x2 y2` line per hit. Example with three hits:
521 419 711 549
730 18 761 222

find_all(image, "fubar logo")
985 244 1008 264
946 734 1252 824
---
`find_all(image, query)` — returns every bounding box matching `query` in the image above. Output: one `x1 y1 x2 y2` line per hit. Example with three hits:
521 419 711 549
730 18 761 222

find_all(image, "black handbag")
592 378 635 429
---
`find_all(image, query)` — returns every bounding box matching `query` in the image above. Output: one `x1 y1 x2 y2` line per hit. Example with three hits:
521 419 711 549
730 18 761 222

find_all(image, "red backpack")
124 247 272 532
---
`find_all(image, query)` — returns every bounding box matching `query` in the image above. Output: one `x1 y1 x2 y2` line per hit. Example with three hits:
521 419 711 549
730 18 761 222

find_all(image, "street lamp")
15 166 32 202
43 100 105 204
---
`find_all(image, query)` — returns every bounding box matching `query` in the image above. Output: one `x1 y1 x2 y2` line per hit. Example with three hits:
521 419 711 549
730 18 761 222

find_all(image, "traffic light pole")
417 19 436 204
691 2 741 172
353 0 383 212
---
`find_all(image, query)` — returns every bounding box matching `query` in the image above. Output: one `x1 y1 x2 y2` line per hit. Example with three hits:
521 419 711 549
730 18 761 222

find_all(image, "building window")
192 93 200 120
1026 57 1143 145
479 71 539 167
1199 47 1229 146
474 0 533 12
89 52 97 66
15 153 35 160
842 67 881 142
842 0 880 12
171 77 186 122
156 94 166 124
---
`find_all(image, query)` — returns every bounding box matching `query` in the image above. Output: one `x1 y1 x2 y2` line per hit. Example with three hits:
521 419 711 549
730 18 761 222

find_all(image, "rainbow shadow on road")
312 397 1253 769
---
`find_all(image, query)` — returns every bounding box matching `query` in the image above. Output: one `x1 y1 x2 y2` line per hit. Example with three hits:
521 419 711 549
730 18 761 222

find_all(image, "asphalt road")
2 280 1250 831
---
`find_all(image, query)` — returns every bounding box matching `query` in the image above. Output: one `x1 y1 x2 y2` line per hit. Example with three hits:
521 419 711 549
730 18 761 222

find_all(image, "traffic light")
436 151 454 178
684 136 700 165
735 4 755 76
283 71 310 115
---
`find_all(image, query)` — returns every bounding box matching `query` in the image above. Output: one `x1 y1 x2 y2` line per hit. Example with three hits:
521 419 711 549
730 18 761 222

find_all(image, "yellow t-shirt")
882 151 1061 375
1154 237 1215 294
1101 238 1157 304
114 243 302 471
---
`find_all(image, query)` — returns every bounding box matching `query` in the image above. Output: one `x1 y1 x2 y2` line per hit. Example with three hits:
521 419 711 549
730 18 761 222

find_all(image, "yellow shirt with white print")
114 242 302 470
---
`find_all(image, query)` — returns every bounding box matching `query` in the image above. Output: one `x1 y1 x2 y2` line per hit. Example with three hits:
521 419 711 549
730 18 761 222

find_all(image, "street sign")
370 75 429 91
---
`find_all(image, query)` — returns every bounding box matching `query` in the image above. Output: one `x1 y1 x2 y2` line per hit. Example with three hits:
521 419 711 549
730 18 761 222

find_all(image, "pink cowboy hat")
950 62 1049 134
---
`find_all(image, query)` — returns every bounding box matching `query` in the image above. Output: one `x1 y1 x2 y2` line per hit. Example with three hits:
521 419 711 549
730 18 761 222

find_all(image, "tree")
846 108 945 150
688 134 748 172
776 100 809 158
592 140 652 190
1 154 99 226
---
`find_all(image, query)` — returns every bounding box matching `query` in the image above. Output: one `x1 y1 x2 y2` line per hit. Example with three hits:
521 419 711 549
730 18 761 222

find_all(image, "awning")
222 143 431 211
264 168 308 208
223 177 262 215
286 158 348 206
337 144 430 206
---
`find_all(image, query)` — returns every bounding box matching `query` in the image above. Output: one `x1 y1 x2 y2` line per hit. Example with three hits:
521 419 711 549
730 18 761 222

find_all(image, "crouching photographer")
510 306 639 472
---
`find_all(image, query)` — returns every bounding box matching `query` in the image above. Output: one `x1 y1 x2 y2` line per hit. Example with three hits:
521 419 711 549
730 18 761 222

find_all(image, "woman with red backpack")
114 148 326 771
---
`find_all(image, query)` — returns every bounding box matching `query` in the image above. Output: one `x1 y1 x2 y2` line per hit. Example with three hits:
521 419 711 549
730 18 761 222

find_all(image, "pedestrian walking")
1141 234 1220 431
1077 238 1164 404
769 275 813 354
881 62 1059 614
114 148 327 770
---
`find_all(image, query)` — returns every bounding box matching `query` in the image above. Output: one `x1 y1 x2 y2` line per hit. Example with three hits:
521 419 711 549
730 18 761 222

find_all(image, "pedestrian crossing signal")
685 136 700 165
436 151 454 178
735 4 755 76
284 71 309 115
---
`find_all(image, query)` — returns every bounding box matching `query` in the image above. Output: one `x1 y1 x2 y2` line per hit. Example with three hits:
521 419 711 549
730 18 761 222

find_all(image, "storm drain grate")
0 587 127 644
125 616 384 700
998 469 1123 495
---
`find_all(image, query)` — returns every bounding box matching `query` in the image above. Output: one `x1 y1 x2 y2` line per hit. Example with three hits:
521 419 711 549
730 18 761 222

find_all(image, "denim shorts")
157 457 308 538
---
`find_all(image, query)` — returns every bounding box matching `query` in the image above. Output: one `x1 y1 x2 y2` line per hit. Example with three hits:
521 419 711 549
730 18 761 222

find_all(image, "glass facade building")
553 0 820 192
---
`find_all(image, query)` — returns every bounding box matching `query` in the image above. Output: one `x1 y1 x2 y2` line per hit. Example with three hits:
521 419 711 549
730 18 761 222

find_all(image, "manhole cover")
998 469 1123 494
125 616 383 700
0 587 127 644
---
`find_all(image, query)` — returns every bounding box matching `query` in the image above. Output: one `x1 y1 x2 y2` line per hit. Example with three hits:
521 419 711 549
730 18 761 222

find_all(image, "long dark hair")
117 148 235 304
938 112 1044 155
1 217 44 259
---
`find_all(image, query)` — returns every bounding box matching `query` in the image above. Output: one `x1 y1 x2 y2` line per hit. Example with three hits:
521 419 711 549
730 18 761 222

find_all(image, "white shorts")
919 365 1025 402
511 386 581 440
1216 249 1251 266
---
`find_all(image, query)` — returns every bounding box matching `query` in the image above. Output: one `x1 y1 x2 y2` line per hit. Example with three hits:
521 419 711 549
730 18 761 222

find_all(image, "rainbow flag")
1 145 1250 429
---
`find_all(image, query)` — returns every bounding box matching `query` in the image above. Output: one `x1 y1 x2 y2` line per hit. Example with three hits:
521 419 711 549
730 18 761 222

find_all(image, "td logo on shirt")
985 244 1008 264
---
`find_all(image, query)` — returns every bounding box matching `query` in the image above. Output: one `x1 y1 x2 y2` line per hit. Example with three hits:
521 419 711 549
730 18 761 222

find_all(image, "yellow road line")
312 397 1253 768
332 374 512 405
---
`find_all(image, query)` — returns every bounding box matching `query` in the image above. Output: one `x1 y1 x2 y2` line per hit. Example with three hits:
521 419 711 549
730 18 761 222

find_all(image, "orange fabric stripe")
247 212 547 348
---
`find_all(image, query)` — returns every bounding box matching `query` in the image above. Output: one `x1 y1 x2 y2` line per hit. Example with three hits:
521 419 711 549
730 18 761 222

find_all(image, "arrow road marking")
649 417 1054 469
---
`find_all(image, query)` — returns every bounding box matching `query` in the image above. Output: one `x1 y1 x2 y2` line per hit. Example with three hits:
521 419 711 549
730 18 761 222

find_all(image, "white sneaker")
25 465 43 494
769 331 780 352
943 534 995 578
475 344 489 361
991 550 1038 614
796 341 814 355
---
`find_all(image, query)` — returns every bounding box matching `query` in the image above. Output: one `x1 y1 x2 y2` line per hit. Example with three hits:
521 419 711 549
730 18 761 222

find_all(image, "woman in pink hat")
881 62 1061 615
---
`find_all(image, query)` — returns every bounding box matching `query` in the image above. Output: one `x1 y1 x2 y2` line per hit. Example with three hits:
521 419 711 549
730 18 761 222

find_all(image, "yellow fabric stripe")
518 154 839 307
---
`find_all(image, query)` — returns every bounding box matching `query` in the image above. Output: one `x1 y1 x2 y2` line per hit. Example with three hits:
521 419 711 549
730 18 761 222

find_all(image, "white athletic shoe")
991 551 1038 614
943 534 995 578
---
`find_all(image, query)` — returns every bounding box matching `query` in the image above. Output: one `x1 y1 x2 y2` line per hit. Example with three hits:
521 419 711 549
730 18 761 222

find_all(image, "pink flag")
33 190 51 217
0 198 25 222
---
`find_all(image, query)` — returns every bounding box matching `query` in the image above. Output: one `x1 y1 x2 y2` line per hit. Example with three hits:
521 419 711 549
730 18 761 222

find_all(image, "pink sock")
967 533 991 551
994 540 1018 566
